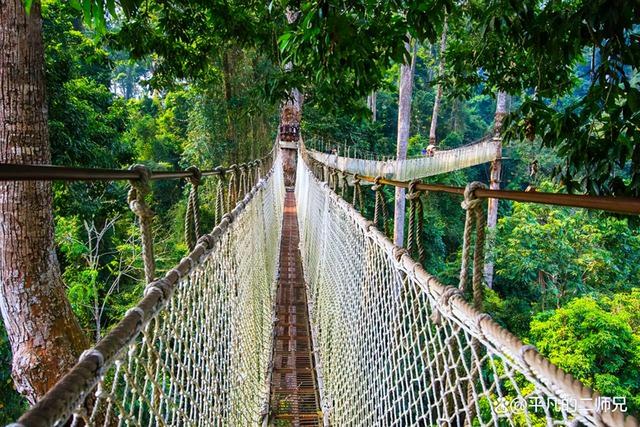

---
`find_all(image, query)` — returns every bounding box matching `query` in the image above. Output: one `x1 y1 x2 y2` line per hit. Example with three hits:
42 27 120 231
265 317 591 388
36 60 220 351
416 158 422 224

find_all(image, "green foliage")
6 0 640 417
277 1 449 110
437 0 640 195
530 295 640 411
494 192 640 313
275 0 640 195
0 330 27 424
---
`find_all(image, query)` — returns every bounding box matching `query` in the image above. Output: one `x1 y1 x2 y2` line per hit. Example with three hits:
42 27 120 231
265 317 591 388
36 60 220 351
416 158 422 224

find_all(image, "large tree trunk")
484 91 507 288
393 41 416 247
0 0 88 405
429 18 447 145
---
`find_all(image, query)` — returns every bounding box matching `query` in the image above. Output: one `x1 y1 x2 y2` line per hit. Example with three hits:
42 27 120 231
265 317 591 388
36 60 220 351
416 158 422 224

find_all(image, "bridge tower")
279 104 300 186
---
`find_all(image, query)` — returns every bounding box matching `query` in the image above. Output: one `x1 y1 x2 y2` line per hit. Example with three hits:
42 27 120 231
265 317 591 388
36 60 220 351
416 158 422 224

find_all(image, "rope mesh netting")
13 153 284 427
295 153 636 427
307 138 500 181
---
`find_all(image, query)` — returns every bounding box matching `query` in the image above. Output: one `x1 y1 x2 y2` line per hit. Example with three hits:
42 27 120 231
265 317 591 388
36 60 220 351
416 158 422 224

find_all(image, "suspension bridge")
3 139 640 427
306 137 501 181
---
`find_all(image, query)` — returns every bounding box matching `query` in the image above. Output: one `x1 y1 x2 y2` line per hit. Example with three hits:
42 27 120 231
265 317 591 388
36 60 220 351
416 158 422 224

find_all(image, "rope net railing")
11 151 285 427
295 152 638 427
306 137 500 181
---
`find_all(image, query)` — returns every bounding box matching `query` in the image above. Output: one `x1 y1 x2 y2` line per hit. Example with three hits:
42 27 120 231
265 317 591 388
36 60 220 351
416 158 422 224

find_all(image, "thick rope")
227 165 239 211
330 169 339 192
405 180 426 264
256 159 263 181
184 166 202 251
238 165 248 200
128 164 155 283
214 167 226 224
459 181 488 310
340 171 348 198
352 175 364 212
372 176 389 235
459 181 488 426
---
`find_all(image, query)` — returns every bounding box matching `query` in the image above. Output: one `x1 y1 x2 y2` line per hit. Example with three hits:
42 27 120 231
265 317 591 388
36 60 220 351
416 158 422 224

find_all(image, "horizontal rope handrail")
305 154 640 215
0 151 273 182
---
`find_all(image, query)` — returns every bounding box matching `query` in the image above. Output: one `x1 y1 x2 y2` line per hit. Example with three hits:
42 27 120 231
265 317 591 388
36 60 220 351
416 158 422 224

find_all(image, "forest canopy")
1 0 639 422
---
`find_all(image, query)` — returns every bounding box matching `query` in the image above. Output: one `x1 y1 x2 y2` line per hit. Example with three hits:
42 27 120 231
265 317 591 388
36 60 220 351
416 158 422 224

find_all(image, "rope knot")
461 181 487 211
405 180 422 200
405 180 426 262
432 287 464 325
371 176 389 235
186 166 202 186
80 349 105 376
214 166 226 179
392 247 408 261
127 165 153 219
352 174 364 212
475 313 492 342
518 344 537 364
371 176 384 191
128 164 155 282
129 164 151 193
441 287 464 308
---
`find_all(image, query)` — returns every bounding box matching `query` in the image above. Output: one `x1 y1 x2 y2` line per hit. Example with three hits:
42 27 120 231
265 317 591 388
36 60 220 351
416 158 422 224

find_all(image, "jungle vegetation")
0 0 639 420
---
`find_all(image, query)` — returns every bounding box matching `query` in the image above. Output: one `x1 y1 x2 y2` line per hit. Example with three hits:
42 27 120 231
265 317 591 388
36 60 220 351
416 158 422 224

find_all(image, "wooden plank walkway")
268 189 322 426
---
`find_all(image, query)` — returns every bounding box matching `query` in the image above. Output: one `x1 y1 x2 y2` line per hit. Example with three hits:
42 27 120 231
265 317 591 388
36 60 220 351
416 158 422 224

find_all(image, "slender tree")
429 18 447 146
393 41 417 247
0 0 88 404
484 90 507 288
367 91 377 122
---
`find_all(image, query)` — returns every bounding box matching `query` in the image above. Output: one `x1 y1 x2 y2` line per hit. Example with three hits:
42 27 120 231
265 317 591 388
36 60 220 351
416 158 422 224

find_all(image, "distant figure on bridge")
426 144 437 157
331 146 338 156
421 147 427 156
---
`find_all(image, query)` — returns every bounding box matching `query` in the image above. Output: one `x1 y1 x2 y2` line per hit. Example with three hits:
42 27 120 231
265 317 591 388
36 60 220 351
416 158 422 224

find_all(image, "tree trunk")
0 0 88 405
393 41 417 247
484 91 507 288
429 18 447 145
222 48 239 163
367 91 377 122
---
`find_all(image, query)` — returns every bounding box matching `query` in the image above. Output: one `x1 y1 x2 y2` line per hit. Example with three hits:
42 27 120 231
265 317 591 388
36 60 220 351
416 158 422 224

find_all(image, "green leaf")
82 0 92 26
23 0 33 14
106 0 117 17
